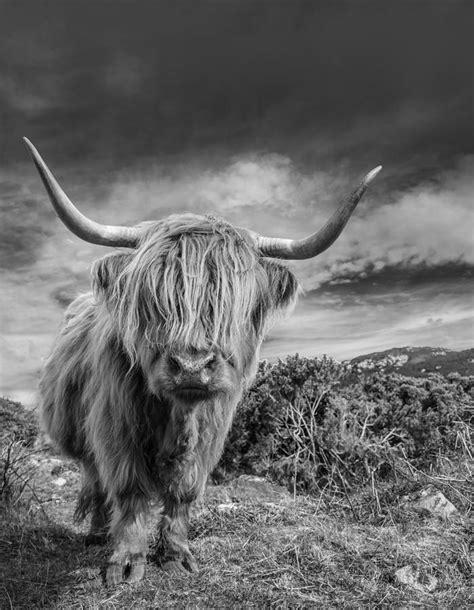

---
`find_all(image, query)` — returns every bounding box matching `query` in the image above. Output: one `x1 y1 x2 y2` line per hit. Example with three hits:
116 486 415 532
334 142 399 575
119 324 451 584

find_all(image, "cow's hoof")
161 560 189 575
106 553 146 585
161 552 198 575
183 552 199 574
84 532 107 546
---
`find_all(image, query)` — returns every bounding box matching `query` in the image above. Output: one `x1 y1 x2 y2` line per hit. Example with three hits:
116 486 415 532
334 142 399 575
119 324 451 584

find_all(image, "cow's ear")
92 251 131 299
260 259 300 311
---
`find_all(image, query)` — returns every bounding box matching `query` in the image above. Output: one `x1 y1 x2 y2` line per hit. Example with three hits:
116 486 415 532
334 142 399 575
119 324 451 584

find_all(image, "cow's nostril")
203 354 216 371
168 351 217 375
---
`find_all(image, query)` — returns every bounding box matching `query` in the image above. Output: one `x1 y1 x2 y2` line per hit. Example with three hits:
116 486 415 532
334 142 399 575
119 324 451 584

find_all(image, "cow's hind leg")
88 497 110 546
75 462 111 545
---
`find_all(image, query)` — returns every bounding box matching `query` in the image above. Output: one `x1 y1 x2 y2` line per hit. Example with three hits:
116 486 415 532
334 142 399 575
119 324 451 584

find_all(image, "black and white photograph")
1 1 472 607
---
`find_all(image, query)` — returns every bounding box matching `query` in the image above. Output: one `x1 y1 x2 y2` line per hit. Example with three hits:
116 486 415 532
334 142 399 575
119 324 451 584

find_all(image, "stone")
216 503 240 512
395 565 437 592
229 475 291 503
410 486 457 520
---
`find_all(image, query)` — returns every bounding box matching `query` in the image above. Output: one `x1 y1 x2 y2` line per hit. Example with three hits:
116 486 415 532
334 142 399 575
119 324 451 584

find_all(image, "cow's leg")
154 496 199 574
154 399 238 574
105 499 148 585
88 494 110 545
75 462 111 545
153 408 206 574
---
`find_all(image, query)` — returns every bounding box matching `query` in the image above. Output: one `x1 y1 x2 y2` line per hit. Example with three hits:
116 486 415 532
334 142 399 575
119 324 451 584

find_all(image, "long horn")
254 166 382 259
23 138 141 248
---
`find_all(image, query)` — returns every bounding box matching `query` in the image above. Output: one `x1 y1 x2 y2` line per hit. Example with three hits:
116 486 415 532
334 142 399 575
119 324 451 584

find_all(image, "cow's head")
90 213 299 403
24 138 380 406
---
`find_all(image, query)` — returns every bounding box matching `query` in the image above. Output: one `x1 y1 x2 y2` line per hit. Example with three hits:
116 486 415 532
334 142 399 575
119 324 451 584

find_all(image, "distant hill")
348 346 474 377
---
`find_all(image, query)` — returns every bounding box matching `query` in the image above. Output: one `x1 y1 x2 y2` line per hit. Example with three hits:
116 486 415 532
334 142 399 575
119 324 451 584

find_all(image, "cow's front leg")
106 501 148 585
154 497 198 574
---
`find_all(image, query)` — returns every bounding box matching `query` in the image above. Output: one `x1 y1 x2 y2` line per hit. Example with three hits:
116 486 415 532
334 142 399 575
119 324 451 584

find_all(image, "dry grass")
0 395 472 608
1 458 472 608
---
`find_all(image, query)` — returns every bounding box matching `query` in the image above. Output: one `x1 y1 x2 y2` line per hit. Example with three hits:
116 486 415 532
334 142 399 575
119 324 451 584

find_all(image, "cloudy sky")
1 0 473 402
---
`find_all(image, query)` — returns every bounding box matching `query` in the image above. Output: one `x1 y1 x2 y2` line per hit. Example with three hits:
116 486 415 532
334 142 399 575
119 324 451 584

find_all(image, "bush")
0 398 39 508
0 397 38 447
218 356 473 494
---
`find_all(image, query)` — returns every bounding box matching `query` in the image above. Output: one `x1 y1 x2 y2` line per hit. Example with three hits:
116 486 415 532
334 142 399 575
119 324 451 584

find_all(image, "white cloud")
103 153 337 225
303 155 474 287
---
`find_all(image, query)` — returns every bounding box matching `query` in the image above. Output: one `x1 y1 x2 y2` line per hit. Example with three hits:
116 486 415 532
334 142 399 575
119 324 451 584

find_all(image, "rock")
53 477 67 487
229 475 291 503
193 484 232 517
197 476 291 516
204 484 232 505
407 486 457 520
395 565 437 592
216 503 240 512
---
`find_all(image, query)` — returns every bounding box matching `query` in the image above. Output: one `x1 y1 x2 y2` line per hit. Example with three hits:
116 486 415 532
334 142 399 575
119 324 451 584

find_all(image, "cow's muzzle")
166 351 217 399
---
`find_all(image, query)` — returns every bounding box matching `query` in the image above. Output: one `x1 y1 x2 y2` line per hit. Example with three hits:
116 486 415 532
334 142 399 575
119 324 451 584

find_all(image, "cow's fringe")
109 214 273 364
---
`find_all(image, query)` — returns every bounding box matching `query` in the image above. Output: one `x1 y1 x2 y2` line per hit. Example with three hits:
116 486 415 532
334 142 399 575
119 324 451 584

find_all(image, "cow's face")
93 214 299 405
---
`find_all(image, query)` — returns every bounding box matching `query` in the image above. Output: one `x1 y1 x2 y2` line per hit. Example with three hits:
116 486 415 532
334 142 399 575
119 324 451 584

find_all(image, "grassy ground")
1 398 472 608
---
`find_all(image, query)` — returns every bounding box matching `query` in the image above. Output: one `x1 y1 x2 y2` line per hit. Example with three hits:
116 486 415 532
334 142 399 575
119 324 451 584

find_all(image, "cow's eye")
168 355 181 373
225 355 236 368
151 351 163 364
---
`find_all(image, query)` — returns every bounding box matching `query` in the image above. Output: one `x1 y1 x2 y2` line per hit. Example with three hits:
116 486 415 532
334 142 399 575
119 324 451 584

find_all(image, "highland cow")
24 137 380 584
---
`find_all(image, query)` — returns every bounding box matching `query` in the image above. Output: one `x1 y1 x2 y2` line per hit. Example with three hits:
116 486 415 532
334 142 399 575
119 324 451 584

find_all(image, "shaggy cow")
24 137 380 584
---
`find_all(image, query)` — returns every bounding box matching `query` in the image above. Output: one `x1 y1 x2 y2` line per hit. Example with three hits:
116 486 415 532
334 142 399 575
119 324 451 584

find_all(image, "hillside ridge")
347 346 474 377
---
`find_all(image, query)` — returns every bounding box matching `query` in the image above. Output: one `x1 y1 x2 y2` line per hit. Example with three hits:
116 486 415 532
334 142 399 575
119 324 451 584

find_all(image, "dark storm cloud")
1 0 472 173
314 262 473 301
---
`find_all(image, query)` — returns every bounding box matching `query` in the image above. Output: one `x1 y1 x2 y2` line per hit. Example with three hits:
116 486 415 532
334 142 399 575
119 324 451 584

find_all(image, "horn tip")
23 137 36 154
364 165 382 184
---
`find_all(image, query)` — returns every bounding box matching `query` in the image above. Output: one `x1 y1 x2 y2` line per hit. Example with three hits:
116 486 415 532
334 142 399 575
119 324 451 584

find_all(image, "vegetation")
220 356 472 504
0 355 472 608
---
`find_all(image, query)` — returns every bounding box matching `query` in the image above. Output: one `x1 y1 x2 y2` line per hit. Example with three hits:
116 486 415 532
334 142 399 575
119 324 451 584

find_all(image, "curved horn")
23 138 141 248
254 166 382 259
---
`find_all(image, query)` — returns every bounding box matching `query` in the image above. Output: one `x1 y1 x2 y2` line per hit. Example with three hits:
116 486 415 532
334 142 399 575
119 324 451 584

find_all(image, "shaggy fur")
40 213 299 582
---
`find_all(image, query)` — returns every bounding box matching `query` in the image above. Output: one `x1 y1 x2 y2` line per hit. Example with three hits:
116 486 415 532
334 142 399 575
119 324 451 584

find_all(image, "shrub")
0 398 39 508
0 397 38 447
218 356 473 494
